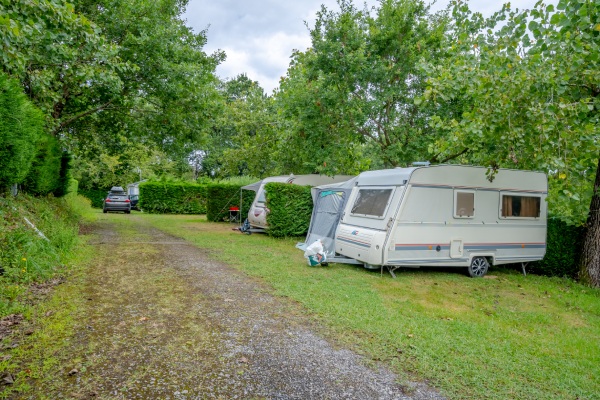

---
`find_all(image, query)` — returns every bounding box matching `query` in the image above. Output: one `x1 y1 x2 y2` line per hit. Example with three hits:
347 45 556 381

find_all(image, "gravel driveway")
50 216 443 400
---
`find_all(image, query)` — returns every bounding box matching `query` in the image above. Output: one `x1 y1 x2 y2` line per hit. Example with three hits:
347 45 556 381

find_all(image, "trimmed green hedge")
265 182 313 238
206 184 253 222
0 72 44 189
79 189 108 208
139 182 207 214
22 135 64 196
530 217 584 279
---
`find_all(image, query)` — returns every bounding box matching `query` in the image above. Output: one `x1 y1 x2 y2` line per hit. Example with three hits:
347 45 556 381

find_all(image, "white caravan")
242 174 353 231
334 165 547 277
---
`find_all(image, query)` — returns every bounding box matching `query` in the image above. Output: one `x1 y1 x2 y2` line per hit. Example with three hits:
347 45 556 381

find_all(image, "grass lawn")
143 213 600 400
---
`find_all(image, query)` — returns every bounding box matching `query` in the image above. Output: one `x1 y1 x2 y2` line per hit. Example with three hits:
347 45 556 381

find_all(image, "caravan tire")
467 257 489 278
363 263 380 271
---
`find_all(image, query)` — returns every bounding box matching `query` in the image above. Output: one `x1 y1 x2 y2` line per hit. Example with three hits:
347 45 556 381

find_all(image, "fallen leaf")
139 317 149 322
238 356 249 364
1 373 14 386
68 369 78 376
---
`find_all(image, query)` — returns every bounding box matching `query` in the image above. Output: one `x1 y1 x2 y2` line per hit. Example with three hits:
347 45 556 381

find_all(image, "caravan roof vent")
412 161 431 167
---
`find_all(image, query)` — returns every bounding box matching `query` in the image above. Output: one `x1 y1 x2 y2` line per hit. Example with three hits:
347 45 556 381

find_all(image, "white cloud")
184 0 555 93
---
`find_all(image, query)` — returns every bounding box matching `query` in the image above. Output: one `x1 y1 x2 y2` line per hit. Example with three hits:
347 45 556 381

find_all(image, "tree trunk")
579 157 600 287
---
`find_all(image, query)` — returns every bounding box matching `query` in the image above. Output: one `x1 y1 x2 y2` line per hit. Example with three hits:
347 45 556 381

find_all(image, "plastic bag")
304 239 327 266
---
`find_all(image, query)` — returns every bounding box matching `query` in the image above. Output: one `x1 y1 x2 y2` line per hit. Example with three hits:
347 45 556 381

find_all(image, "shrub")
529 217 584 278
139 182 207 214
52 152 74 198
0 73 44 189
79 188 108 208
206 184 253 222
265 182 313 238
22 134 63 196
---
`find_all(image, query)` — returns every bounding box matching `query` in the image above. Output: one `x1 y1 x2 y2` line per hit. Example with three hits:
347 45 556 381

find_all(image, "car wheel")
103 209 107 213
467 257 489 278
125 210 131 214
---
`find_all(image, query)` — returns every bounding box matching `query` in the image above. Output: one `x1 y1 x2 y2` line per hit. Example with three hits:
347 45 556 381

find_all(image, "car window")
108 195 128 200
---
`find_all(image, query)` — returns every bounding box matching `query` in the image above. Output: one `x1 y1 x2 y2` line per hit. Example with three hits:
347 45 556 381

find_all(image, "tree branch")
52 99 115 135
431 147 470 164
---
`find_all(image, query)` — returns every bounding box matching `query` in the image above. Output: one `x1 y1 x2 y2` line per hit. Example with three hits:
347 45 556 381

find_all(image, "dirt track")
38 216 443 399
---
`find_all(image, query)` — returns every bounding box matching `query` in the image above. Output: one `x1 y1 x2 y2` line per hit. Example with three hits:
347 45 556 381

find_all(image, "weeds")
0 193 93 316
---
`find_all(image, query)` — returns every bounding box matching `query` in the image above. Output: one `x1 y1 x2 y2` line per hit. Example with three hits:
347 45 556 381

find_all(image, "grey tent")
298 177 361 264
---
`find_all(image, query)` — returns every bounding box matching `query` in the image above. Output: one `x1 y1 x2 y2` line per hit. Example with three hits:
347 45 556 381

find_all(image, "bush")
265 182 313 238
139 182 207 214
0 73 44 189
79 188 108 208
529 217 584 278
52 152 73 198
206 184 254 222
22 134 63 196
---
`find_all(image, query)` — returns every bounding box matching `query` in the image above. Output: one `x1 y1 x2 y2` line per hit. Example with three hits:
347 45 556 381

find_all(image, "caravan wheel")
363 263 380 271
467 257 489 278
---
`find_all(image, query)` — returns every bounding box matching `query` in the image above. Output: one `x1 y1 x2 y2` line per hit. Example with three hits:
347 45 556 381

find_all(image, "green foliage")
421 0 599 226
264 183 313 238
0 73 44 189
79 188 108 208
530 217 584 278
206 184 253 222
0 193 85 316
199 75 280 179
69 0 223 164
0 0 127 134
139 182 207 214
52 152 74 198
22 134 63 196
72 139 177 192
276 0 448 174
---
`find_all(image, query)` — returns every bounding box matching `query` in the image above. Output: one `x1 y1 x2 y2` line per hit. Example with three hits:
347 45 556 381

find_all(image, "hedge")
0 72 44 189
79 189 108 208
139 182 207 214
529 217 584 279
206 184 254 222
265 182 313 238
22 135 64 196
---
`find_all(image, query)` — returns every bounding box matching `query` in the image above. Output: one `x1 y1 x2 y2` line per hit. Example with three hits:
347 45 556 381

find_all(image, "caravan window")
350 189 393 218
454 191 475 218
256 190 266 204
501 194 541 218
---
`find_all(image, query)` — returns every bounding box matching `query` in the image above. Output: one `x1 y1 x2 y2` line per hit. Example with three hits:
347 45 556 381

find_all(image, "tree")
201 75 280 178
0 0 127 134
71 0 224 161
421 0 600 285
276 0 449 174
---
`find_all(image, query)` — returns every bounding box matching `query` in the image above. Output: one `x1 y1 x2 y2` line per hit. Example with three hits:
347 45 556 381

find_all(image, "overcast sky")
183 0 552 94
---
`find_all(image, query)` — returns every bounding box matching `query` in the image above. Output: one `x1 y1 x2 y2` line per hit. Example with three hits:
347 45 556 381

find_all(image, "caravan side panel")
386 167 547 267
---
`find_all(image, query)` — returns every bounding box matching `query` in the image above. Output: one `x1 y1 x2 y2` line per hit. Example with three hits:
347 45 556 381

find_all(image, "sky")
183 0 550 94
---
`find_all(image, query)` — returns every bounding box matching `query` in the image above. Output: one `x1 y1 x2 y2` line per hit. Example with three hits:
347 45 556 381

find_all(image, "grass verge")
142 213 600 400
0 193 97 397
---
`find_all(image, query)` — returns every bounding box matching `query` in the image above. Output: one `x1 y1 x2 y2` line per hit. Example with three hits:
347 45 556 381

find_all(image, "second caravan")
333 165 547 277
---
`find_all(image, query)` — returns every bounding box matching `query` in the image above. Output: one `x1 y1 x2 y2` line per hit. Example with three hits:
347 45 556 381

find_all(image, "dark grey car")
103 192 131 214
